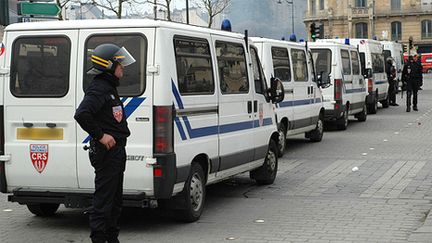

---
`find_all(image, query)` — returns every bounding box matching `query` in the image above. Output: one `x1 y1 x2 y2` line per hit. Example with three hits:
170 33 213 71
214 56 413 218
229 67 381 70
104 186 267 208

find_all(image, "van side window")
271 47 291 82
341 49 351 75
372 53 385 73
84 34 147 96
10 36 71 97
174 37 214 95
351 51 360 75
359 52 366 73
311 49 331 80
250 47 267 95
291 49 308 82
216 41 249 94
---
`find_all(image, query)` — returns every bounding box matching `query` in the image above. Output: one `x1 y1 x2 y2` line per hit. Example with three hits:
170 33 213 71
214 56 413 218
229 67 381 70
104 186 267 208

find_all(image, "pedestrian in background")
415 54 424 90
402 56 422 112
74 43 136 243
385 58 398 106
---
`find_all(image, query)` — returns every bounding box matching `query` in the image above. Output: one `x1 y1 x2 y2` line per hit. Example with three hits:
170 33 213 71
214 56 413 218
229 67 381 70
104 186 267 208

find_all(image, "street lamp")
277 0 295 34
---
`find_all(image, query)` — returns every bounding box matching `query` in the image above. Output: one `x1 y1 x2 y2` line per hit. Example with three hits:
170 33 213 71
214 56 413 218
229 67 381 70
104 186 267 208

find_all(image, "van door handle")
23 122 33 128
254 100 258 113
247 101 252 114
46 123 57 128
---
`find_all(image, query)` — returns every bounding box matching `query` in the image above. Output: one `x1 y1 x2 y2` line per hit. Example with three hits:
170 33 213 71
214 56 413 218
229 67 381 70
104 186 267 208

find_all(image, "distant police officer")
385 58 398 106
402 56 422 112
74 43 136 243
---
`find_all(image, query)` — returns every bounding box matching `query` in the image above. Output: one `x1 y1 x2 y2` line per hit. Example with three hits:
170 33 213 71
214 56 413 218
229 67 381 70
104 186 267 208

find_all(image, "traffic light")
310 23 316 41
0 0 9 26
408 36 413 50
316 24 324 39
402 44 408 53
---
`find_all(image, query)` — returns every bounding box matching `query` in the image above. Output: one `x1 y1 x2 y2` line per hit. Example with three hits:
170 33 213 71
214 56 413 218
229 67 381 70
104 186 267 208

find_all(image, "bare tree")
194 0 230 28
145 0 173 21
91 0 144 19
55 0 71 20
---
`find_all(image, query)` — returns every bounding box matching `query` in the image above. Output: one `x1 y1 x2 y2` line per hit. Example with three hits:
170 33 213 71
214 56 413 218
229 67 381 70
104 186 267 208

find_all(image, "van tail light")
153 105 174 154
334 79 342 109
368 79 373 93
0 105 6 193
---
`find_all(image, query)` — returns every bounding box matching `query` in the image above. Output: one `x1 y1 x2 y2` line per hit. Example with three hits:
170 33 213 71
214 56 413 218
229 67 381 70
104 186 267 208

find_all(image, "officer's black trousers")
388 79 397 104
89 141 126 243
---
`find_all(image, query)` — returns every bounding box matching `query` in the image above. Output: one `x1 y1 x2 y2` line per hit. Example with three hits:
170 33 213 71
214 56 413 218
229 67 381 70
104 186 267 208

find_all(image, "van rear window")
84 34 147 96
10 36 71 97
372 53 385 73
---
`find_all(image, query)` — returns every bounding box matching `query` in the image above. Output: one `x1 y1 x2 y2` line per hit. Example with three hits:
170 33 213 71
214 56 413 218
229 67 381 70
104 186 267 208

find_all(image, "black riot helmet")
87 43 136 75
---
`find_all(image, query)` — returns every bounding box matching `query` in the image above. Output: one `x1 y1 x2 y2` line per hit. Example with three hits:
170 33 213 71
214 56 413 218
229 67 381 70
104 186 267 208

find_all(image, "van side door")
291 48 313 129
250 46 274 161
4 31 79 188
213 37 254 172
341 49 353 109
350 50 366 112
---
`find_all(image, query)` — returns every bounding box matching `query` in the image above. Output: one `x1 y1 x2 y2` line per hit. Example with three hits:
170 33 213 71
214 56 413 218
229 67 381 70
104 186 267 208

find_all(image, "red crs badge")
30 144 49 173
112 105 123 123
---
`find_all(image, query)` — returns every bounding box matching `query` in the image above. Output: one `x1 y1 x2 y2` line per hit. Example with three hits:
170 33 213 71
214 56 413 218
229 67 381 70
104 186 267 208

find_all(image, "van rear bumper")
324 106 345 121
8 188 157 208
366 92 376 105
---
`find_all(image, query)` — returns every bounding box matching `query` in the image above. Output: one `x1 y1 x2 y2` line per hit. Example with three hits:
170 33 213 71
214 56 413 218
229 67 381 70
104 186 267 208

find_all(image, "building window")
311 0 316 16
355 22 368 38
319 0 325 10
355 0 367 7
391 0 401 10
422 20 432 39
391 21 402 41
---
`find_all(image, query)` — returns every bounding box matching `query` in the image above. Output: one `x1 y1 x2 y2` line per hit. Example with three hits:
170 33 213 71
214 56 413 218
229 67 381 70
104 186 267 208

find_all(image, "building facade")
304 0 432 53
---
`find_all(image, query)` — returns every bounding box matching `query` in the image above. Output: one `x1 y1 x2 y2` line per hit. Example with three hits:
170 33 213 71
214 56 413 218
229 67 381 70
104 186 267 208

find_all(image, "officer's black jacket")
74 73 130 142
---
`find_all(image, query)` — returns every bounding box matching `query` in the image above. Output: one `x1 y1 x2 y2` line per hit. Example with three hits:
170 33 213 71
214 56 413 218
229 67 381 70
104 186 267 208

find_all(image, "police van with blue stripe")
251 37 330 156
319 38 389 114
0 19 284 222
310 41 368 130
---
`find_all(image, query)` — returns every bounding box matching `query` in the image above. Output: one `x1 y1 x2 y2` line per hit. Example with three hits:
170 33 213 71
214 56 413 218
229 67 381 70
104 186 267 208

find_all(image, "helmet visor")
113 47 136 67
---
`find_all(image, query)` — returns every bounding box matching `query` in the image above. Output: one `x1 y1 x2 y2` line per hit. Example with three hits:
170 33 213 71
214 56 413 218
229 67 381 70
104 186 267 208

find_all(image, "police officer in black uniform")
74 43 136 243
402 55 422 112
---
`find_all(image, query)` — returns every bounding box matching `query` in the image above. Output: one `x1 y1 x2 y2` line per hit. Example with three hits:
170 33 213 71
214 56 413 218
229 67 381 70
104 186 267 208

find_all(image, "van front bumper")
8 188 157 208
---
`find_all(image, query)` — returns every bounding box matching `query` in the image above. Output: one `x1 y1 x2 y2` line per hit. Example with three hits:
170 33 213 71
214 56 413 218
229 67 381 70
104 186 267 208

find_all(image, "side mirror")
269 77 285 104
363 68 373 79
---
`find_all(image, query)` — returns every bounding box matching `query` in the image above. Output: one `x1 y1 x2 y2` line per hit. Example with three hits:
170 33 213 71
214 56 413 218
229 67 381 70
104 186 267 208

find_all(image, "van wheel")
307 115 324 142
27 203 59 217
336 108 349 130
367 96 378 114
381 95 390 108
355 103 367 122
277 123 287 157
250 140 278 185
176 163 205 223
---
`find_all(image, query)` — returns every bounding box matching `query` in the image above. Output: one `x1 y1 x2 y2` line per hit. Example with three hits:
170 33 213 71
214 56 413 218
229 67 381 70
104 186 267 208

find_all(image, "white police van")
321 39 388 114
310 41 367 130
0 19 284 222
250 37 329 156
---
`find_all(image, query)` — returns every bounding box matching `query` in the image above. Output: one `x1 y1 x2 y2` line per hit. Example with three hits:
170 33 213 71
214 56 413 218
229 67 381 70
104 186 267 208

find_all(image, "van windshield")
311 49 332 79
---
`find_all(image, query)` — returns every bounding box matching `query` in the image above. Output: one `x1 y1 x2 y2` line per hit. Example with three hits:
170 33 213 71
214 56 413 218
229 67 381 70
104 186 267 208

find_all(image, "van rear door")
76 29 154 191
4 30 79 189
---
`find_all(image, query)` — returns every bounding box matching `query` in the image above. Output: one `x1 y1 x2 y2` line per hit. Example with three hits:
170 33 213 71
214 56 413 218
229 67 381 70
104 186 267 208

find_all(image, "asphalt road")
2 77 432 242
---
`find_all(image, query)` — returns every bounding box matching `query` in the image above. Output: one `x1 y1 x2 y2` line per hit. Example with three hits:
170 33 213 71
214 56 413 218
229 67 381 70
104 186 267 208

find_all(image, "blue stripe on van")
346 88 366 94
279 98 314 107
82 97 146 143
171 80 273 140
174 117 187 140
374 81 387 85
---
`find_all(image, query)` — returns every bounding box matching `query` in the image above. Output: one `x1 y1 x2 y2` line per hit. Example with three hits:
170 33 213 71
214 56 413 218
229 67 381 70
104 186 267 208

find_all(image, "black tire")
381 94 390 108
250 140 278 185
355 103 367 122
336 107 349 130
27 203 59 217
307 114 324 142
367 95 378 114
177 163 206 223
277 123 287 157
